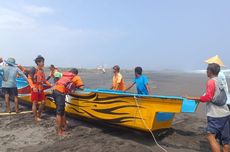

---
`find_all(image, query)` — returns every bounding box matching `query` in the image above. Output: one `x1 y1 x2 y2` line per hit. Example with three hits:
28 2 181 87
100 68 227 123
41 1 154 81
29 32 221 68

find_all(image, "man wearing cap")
0 58 27 113
111 65 125 91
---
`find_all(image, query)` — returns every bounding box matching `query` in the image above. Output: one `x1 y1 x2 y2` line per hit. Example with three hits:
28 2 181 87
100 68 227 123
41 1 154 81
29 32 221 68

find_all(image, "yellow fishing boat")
16 77 197 131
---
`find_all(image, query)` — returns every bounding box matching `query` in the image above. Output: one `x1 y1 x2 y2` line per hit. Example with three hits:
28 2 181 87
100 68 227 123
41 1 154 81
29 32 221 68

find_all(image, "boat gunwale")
16 78 186 101
82 88 184 100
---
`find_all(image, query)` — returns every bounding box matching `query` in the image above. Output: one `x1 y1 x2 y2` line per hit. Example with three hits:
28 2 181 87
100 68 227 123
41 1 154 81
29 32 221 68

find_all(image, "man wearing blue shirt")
0 58 27 113
126 67 150 95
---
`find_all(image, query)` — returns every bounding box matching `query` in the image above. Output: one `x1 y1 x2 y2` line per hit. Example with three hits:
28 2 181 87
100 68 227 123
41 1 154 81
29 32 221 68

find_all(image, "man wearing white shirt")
205 55 230 109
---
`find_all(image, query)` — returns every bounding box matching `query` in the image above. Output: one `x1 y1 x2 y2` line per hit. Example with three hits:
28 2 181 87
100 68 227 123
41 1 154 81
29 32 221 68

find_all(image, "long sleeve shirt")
201 77 230 118
200 79 215 102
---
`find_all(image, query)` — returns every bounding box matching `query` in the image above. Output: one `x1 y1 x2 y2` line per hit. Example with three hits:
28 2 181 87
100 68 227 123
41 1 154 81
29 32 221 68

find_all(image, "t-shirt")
133 75 149 95
49 68 59 78
54 71 62 78
200 77 230 117
0 65 27 88
112 73 125 91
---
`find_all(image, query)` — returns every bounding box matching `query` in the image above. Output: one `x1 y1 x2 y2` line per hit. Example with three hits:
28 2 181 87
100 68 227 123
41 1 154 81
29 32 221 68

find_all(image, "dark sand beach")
1 69 228 152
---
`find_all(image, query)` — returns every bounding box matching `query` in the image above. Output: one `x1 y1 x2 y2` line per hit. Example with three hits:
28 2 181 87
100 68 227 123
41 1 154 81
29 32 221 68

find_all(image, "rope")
134 96 168 152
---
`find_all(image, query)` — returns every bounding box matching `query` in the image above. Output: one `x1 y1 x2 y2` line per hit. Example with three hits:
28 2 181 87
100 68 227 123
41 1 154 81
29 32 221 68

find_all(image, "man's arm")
78 85 84 90
46 71 53 81
184 79 215 102
184 96 201 101
73 76 84 90
46 76 51 81
45 80 52 87
125 82 135 91
27 67 38 92
17 67 28 82
145 84 150 94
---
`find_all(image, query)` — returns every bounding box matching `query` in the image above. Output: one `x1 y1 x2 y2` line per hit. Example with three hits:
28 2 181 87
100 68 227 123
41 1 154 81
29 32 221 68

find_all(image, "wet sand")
1 70 228 152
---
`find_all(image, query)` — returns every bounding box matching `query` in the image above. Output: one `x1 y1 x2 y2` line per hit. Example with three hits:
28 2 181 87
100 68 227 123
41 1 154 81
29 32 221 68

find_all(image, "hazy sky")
0 0 230 70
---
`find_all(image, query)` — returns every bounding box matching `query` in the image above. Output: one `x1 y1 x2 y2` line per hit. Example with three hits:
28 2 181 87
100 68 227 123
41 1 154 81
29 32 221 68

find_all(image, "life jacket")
56 72 76 93
29 67 46 84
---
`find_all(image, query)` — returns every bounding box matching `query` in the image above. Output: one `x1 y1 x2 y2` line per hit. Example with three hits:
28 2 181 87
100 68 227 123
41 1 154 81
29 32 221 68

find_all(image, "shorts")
52 90 66 116
207 115 230 145
2 87 18 97
31 90 45 102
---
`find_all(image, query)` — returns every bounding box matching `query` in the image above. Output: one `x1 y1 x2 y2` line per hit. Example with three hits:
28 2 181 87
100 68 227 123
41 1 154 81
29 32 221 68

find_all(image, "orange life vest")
33 69 46 84
28 67 47 91
56 72 76 93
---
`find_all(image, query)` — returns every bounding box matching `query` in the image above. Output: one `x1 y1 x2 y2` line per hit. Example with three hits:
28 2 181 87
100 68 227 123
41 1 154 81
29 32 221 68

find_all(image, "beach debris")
97 65 106 73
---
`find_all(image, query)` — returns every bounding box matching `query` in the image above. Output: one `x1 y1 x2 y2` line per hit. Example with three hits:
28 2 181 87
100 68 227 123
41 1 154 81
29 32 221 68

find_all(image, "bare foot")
62 120 69 131
35 117 42 122
57 130 65 136
62 125 68 131
37 113 41 118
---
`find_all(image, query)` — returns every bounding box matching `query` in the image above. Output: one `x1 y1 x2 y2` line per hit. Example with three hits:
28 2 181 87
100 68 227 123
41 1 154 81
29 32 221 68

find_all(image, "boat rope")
133 96 168 152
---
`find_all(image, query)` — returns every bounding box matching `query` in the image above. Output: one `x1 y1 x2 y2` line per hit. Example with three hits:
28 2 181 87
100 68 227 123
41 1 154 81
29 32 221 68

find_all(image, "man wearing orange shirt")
28 55 52 122
111 65 125 91
52 68 84 136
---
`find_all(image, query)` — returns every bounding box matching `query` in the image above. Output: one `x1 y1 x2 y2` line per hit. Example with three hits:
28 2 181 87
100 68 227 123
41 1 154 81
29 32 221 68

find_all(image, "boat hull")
16 78 198 131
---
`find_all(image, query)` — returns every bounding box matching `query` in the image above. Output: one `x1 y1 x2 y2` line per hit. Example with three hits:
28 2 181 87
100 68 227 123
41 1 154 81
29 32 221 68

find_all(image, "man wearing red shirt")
186 63 230 152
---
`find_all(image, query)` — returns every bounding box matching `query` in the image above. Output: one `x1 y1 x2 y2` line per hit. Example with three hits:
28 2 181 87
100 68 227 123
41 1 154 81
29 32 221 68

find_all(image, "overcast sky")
0 0 230 70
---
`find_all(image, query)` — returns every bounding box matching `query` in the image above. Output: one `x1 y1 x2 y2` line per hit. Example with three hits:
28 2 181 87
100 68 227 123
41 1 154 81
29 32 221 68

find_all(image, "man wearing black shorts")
0 58 27 113
52 68 84 136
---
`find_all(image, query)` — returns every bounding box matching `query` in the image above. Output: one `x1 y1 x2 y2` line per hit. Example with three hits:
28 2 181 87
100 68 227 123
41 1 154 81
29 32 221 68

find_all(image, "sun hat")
204 55 225 67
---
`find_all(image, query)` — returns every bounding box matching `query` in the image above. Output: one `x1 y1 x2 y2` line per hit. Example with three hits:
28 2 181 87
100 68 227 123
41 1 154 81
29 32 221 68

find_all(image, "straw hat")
204 55 225 67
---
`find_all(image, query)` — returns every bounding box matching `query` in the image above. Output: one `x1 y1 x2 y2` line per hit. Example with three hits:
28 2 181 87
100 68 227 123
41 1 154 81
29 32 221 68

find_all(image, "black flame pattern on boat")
45 92 144 124
65 92 144 124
